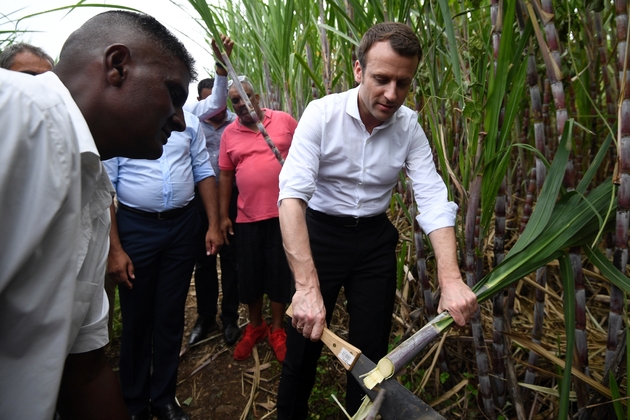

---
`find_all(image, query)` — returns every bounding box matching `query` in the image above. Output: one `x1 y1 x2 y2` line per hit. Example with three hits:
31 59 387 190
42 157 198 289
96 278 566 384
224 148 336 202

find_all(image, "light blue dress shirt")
104 111 214 212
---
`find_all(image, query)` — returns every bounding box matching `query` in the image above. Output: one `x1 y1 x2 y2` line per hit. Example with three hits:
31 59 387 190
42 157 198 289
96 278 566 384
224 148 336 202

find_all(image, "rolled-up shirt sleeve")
187 75 228 121
278 101 323 205
406 123 458 234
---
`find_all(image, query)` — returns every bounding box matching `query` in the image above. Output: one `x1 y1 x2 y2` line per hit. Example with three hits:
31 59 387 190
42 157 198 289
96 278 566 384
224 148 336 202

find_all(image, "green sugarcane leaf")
559 252 575 420
187 0 223 44
507 119 574 257
609 370 625 420
577 129 614 194
475 179 614 302
584 245 630 295
292 52 325 94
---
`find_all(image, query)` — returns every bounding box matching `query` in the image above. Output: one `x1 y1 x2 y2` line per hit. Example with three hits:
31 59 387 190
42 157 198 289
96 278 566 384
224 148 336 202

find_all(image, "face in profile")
109 43 191 160
10 51 53 75
353 40 419 130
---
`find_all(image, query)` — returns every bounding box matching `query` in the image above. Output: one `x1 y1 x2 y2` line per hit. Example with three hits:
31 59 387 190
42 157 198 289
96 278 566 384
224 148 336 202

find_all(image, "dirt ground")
105 280 348 420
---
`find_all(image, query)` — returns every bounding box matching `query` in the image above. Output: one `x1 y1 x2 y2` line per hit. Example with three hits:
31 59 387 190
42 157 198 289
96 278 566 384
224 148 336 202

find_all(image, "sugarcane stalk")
608 0 630 375
363 123 619 389
522 266 546 392
465 169 494 417
490 3 507 404
416 219 435 319
521 40 549 392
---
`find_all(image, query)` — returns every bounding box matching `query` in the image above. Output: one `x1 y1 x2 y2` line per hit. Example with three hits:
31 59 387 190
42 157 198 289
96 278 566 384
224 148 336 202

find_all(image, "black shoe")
188 315 217 345
130 408 151 420
223 322 241 346
151 403 189 420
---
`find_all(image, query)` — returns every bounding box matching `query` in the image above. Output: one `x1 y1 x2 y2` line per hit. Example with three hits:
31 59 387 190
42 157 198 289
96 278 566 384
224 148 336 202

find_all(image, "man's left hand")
437 279 477 326
212 34 234 72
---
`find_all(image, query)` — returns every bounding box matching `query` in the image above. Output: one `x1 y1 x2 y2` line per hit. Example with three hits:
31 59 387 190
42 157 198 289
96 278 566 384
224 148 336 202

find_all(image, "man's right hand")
107 248 134 290
290 287 326 341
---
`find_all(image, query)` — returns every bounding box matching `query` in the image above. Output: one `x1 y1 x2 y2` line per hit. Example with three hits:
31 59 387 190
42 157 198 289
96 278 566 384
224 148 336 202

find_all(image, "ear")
104 44 131 87
353 60 362 84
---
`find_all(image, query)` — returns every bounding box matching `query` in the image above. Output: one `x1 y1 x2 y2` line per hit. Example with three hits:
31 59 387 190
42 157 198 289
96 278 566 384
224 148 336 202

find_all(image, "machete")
286 306 444 420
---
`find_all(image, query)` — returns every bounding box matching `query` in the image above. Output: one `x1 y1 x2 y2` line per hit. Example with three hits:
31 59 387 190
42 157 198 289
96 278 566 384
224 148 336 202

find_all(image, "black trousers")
277 208 399 419
193 187 239 325
117 204 201 413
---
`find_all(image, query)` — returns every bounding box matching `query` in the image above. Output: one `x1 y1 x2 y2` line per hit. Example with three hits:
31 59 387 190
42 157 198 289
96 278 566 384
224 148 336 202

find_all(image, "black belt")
307 208 387 228
117 200 194 220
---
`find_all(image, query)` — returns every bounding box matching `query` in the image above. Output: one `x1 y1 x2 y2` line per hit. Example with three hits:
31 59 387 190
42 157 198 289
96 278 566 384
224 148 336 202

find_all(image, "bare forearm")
429 226 477 326
278 198 319 290
197 176 220 230
428 227 462 286
108 203 123 252
279 198 326 340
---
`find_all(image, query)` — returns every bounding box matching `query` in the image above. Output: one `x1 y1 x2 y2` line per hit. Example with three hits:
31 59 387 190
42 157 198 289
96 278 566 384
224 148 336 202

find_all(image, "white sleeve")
187 75 228 121
0 69 82 420
278 101 323 205
406 122 458 234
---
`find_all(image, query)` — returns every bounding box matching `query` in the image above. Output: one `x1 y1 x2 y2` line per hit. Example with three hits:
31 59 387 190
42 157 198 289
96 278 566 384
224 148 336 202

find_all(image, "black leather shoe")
223 322 241 346
188 315 217 345
130 408 151 420
151 403 190 420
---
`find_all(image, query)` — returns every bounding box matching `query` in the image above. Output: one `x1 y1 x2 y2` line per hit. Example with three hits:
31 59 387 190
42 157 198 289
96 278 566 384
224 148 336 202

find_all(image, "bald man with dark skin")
43 11 193 420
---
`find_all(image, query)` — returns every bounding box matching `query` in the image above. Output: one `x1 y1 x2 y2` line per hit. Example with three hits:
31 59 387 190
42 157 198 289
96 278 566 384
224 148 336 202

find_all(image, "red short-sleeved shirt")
219 109 297 223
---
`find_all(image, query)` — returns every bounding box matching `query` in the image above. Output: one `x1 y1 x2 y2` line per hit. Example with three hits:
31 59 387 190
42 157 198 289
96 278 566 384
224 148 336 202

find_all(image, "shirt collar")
235 108 271 131
345 85 397 131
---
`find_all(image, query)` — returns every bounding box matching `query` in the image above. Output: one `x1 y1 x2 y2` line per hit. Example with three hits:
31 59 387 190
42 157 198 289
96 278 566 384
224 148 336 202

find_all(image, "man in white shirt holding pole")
276 22 478 418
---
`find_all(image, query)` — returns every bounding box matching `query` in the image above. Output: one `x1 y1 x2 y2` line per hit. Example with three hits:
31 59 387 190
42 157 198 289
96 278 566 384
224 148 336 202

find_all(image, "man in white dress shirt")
276 22 478 418
0 10 196 420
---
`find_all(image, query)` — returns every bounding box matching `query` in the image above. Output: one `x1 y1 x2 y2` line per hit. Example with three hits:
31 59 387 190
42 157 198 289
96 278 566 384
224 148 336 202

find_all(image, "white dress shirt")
0 68 82 420
41 71 115 355
278 86 457 235
185 75 228 121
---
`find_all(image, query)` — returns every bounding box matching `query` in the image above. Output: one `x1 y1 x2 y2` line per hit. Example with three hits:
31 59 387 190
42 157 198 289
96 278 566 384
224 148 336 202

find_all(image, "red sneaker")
268 327 287 363
233 323 269 361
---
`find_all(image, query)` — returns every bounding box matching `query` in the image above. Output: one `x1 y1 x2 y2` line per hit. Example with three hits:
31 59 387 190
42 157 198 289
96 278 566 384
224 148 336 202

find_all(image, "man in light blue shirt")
105 110 222 420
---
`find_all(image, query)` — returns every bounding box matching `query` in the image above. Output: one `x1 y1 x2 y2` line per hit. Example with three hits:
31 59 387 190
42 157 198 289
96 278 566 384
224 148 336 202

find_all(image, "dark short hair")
197 78 214 96
0 42 54 70
357 22 422 70
61 10 197 80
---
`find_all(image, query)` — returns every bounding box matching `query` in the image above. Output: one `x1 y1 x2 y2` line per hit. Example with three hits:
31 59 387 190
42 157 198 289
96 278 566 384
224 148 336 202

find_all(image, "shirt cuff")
416 201 458 235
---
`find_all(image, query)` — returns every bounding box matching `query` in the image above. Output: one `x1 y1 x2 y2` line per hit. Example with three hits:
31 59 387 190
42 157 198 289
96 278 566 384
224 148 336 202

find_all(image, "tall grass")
7 0 630 417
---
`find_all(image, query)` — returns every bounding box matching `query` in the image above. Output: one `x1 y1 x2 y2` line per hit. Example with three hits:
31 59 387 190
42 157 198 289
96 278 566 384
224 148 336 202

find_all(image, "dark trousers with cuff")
277 208 399 419
116 203 201 414
193 187 239 325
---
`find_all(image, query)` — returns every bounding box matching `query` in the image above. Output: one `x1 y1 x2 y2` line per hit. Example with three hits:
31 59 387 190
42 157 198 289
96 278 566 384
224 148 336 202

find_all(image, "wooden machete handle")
286 304 361 371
